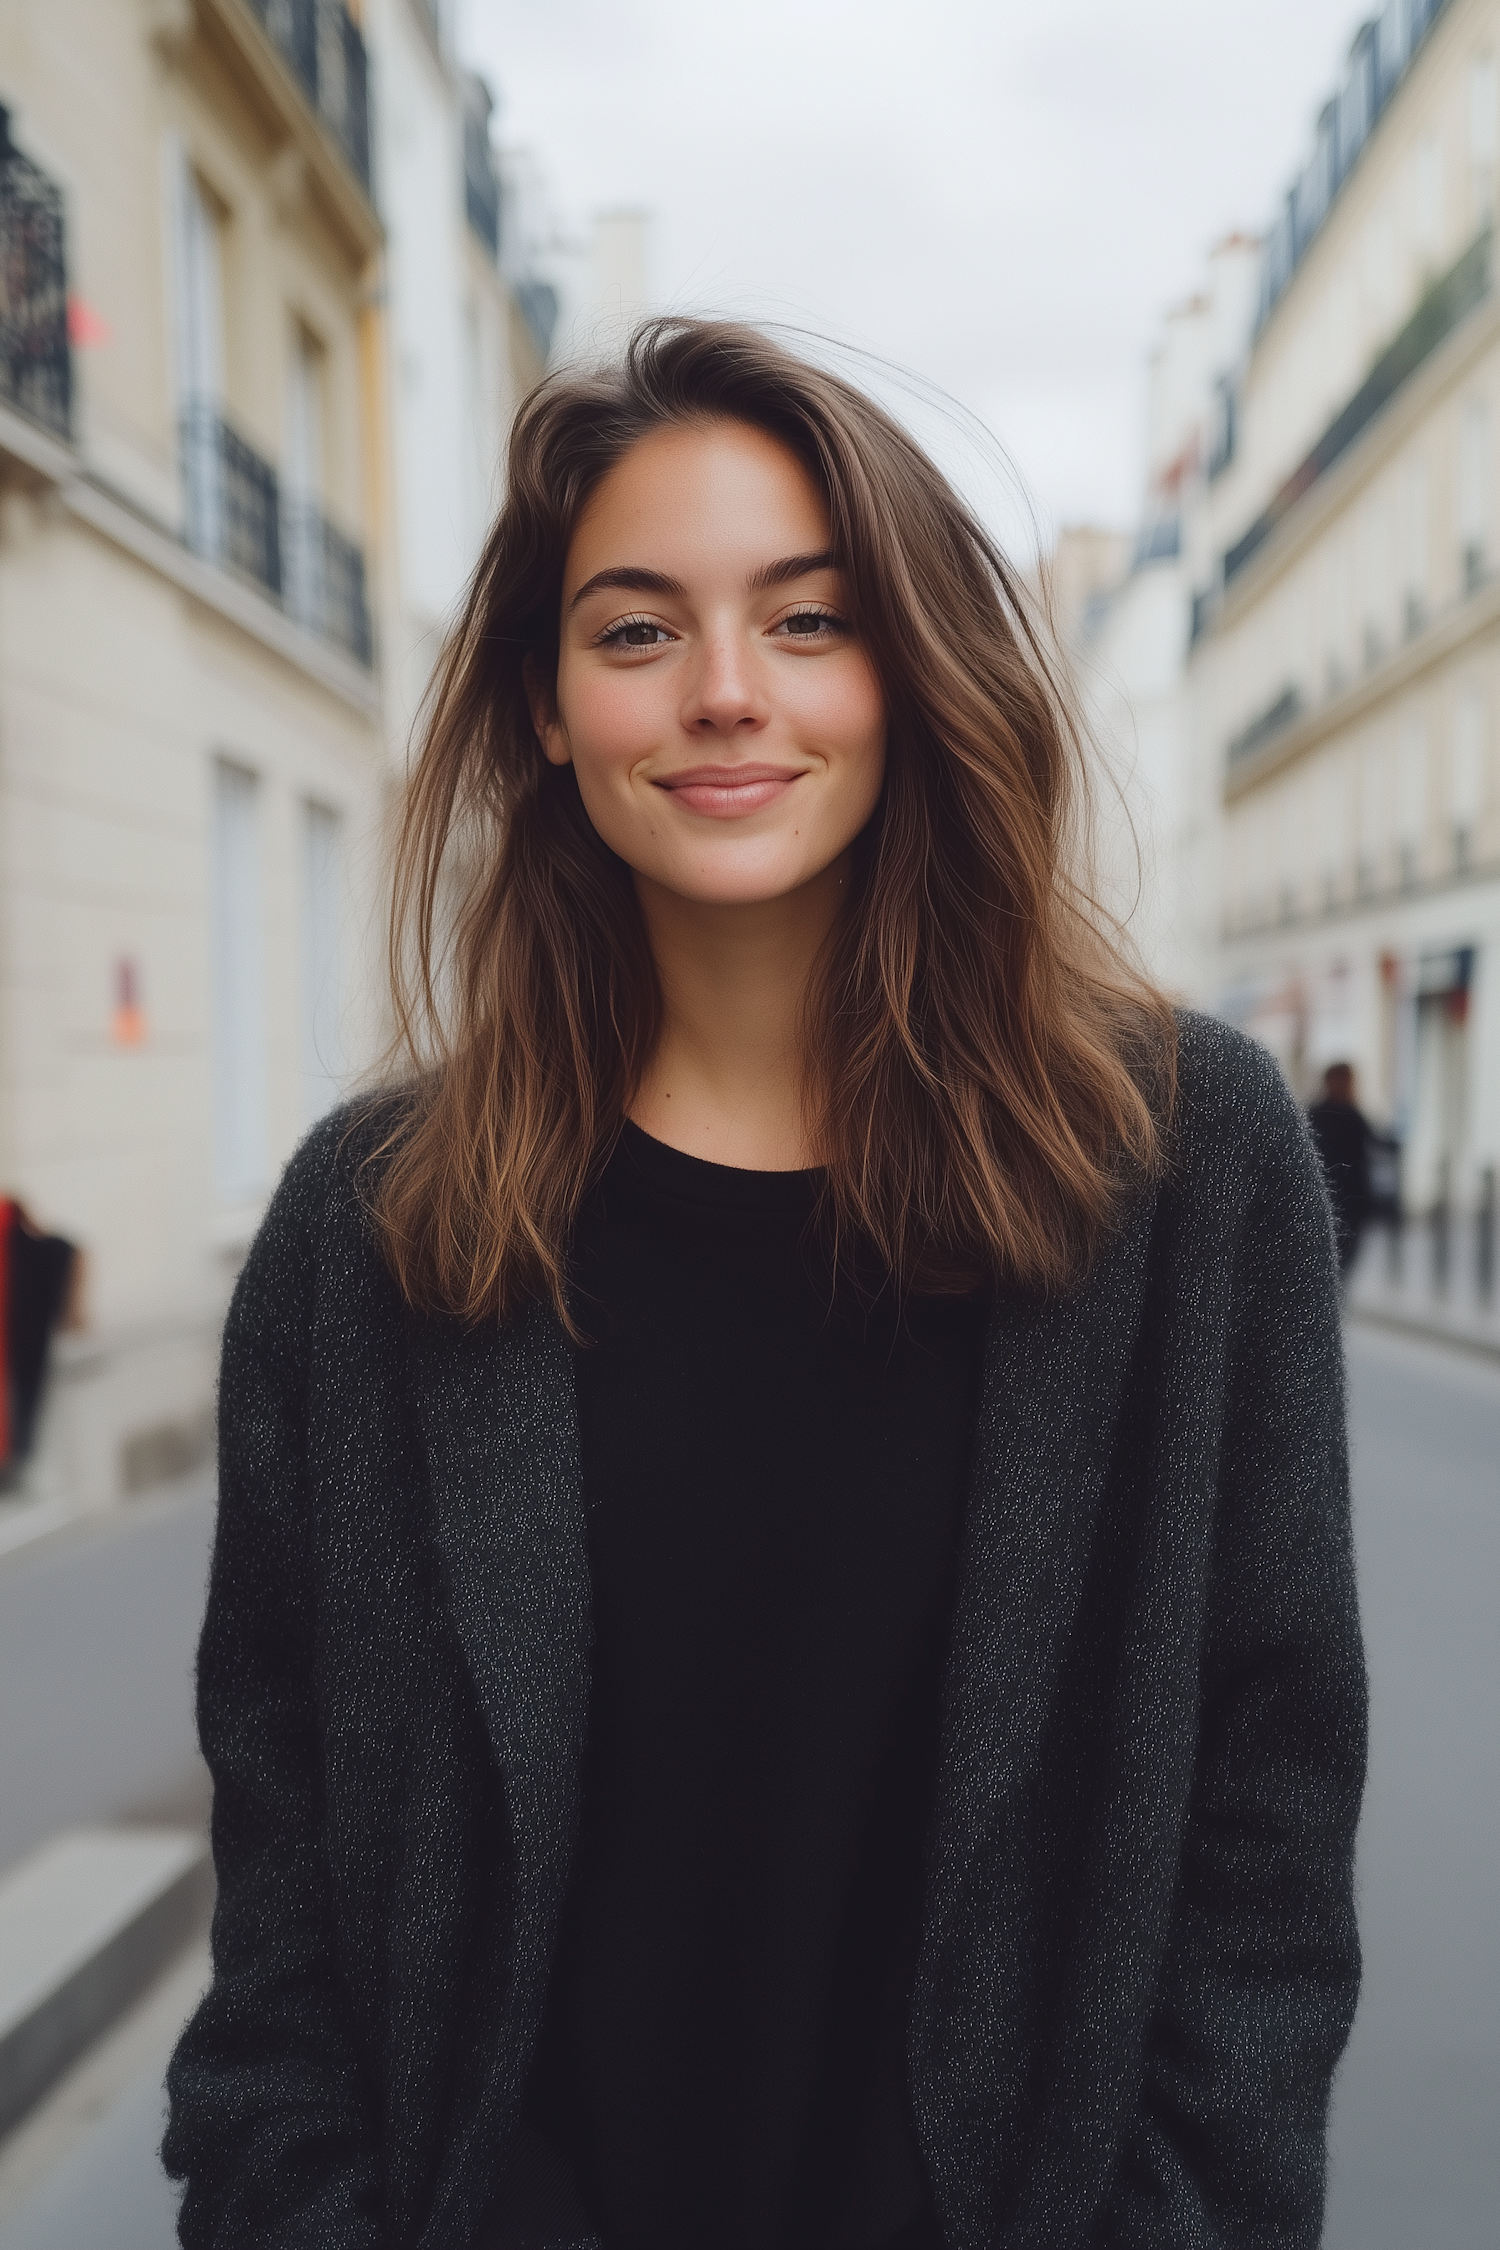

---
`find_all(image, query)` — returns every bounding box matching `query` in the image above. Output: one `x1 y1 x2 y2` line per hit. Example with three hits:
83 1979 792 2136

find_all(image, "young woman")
164 320 1366 2250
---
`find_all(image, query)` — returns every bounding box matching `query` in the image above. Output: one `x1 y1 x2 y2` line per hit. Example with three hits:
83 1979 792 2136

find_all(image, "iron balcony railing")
0 106 70 441
244 0 371 195
181 398 373 667
182 398 283 598
1226 684 1304 770
282 499 373 667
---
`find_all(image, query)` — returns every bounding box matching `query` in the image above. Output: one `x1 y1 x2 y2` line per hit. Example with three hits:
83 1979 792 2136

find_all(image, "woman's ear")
523 654 571 767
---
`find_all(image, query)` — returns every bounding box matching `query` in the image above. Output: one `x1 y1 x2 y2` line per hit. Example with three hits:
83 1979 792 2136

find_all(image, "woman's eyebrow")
569 566 685 611
568 550 840 613
747 549 839 593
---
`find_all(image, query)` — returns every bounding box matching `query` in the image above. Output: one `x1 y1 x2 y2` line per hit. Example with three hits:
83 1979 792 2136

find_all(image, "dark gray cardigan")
163 1013 1366 2250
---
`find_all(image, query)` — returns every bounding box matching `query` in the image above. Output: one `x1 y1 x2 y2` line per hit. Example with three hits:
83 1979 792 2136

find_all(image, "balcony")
0 107 70 443
283 500 373 666
1226 683 1303 770
1257 0 1453 332
1223 229 1491 592
463 78 501 261
181 399 372 667
243 0 371 194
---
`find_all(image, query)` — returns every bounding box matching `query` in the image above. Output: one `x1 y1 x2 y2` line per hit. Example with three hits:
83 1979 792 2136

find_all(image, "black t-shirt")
525 1123 986 2250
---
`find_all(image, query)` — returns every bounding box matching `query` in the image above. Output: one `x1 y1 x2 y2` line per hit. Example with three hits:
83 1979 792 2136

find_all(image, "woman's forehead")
563 421 831 601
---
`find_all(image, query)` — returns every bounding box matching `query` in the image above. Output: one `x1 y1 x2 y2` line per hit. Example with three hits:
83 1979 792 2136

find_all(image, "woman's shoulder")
262 1091 404 1236
1167 1009 1313 1189
229 1091 410 1335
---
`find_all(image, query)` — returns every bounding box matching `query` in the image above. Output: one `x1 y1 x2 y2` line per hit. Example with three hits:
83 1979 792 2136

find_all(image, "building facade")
0 0 558 1519
1074 238 1261 999
360 0 549 751
1189 0 1500 1339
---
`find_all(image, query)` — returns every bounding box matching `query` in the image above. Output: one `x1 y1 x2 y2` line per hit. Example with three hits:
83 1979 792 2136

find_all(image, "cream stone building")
360 0 549 751
0 0 555 1517
1190 0 1500 1337
1066 236 1261 1001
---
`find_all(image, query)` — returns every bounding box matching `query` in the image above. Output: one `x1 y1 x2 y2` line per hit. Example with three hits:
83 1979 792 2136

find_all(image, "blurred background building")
1073 0 1499 1347
0 0 564 1521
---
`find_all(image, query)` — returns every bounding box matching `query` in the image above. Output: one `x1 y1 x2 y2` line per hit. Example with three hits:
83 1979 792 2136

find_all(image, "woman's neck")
628 856 849 1170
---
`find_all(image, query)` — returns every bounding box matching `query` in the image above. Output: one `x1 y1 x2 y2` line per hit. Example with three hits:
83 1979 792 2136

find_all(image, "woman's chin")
634 850 843 912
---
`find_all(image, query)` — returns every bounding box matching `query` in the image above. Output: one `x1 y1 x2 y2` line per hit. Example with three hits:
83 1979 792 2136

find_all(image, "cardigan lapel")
911 1193 1157 2241
411 1294 591 1929
409 1296 591 2243
925 1197 1156 1908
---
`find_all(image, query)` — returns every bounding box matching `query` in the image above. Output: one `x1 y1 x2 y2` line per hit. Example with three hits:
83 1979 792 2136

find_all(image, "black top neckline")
616 1117 821 1216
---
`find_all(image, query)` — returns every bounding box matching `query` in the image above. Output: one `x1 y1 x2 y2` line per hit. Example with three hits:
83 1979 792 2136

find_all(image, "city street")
0 1324 1494 2247
1323 1323 1500 2250
0 1478 214 1882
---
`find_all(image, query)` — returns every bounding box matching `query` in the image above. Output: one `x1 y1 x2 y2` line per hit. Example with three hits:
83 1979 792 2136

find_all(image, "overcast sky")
461 0 1368 552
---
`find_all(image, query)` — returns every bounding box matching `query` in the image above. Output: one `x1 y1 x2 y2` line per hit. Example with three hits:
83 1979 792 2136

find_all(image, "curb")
0 1829 212 2142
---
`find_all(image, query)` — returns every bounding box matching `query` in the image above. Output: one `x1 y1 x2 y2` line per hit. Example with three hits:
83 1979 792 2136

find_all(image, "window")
1469 56 1497 219
212 760 267 1203
1402 457 1430 633
1322 533 1352 694
1357 740 1385 894
1460 397 1489 590
175 156 225 554
284 322 326 630
1451 690 1487 867
1316 756 1346 905
1412 132 1443 270
1359 492 1391 665
302 800 346 1126
1397 724 1427 885
1362 204 1399 336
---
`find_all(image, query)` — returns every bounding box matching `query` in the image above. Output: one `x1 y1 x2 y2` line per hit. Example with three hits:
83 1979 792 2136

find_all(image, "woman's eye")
601 617 672 650
775 609 843 640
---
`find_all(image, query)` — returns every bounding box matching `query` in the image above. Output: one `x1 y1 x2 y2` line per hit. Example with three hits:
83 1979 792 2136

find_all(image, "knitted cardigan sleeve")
162 1124 384 2250
1102 1057 1368 2247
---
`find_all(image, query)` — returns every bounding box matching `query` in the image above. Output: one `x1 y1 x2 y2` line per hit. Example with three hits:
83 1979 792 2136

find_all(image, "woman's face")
535 418 886 908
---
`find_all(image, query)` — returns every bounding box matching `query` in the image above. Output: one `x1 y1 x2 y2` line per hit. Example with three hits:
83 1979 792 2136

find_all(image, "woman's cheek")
566 670 663 780
796 658 885 757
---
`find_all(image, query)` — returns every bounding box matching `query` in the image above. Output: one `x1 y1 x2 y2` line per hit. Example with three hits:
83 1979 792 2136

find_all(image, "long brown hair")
369 317 1174 1323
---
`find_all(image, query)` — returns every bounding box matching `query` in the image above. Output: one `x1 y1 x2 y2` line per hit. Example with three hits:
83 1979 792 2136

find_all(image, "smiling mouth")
653 764 804 818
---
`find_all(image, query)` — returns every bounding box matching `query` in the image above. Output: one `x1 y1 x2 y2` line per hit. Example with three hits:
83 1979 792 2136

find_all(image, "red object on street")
111 957 146 1047
66 295 113 348
0 1200 13 1467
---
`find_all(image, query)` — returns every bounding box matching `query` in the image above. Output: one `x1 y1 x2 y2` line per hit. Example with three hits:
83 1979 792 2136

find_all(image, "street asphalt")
1322 1322 1500 2250
0 1321 1493 2247
0 1475 214 1882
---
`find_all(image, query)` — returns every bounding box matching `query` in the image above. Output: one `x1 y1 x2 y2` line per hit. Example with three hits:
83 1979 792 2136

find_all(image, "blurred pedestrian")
1308 1061 1377 1276
166 321 1365 2250
0 1199 83 1492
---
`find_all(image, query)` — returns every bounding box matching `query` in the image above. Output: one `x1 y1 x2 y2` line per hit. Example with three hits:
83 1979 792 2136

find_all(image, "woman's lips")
653 764 803 818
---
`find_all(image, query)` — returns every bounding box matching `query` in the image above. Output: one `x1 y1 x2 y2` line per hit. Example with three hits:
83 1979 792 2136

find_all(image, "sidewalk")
1344 1218 1500 1361
0 1476 213 1882
0 1939 206 2250
0 1476 215 2246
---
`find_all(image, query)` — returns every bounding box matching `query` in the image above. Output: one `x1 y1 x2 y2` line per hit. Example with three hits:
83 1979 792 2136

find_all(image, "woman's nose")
680 632 770 735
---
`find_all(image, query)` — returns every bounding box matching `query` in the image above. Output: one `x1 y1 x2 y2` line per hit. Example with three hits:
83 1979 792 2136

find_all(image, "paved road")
0 1326 1494 2246
0 1477 214 1880
1323 1323 1500 2250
